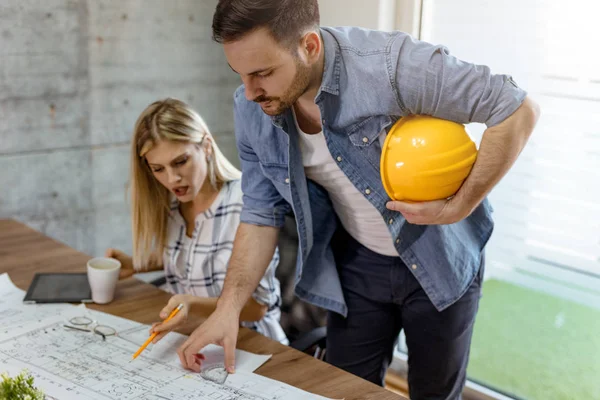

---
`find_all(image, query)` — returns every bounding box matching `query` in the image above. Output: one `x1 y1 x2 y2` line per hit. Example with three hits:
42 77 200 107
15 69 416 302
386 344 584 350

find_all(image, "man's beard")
254 60 311 116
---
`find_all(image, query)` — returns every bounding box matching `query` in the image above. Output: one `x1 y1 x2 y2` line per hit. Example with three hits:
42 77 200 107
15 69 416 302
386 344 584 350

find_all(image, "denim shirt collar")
270 28 340 129
317 28 341 98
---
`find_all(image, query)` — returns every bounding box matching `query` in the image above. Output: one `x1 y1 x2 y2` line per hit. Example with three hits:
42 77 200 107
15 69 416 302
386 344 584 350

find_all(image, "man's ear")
299 30 321 64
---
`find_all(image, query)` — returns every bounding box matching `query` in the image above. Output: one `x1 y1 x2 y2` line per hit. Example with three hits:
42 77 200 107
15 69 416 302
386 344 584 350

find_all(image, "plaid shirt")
163 180 288 344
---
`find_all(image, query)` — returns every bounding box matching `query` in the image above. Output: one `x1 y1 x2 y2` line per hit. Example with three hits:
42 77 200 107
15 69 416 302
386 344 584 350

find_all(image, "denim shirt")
234 27 527 316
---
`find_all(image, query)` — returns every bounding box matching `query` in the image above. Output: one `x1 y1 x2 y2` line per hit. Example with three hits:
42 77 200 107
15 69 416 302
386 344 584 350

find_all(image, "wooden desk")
0 219 405 400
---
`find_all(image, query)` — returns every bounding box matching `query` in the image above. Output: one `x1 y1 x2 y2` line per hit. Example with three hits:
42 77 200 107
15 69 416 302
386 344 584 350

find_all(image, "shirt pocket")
346 115 395 171
347 115 394 147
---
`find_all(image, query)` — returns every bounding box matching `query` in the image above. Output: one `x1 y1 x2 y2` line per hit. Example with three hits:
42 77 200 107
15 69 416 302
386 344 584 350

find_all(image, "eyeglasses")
63 316 116 341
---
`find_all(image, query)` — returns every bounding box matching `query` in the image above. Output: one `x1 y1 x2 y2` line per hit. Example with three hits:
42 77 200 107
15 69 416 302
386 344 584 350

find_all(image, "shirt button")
322 119 326 125
388 218 394 224
362 137 369 143
411 264 418 270
336 156 342 162
285 178 290 184
365 189 371 195
396 238 400 244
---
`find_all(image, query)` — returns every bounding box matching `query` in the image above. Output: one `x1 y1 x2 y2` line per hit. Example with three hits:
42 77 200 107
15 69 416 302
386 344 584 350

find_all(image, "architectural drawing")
0 274 334 400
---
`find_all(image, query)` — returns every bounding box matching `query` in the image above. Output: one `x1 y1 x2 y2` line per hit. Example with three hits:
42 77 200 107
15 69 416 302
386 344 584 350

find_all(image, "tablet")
23 273 92 304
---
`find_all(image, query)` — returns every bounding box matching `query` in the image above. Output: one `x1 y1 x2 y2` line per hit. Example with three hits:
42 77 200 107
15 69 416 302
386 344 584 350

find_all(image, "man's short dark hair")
212 0 320 47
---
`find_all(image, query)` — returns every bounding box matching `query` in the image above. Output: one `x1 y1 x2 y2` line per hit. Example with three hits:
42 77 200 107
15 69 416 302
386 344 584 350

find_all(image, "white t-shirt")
294 113 398 256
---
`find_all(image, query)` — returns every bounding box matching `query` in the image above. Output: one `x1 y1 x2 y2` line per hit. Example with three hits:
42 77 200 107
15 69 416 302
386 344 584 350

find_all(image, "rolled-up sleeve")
234 99 291 228
391 34 527 127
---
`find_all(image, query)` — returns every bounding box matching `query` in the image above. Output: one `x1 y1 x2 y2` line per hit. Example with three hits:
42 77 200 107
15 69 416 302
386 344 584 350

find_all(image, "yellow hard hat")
380 115 477 202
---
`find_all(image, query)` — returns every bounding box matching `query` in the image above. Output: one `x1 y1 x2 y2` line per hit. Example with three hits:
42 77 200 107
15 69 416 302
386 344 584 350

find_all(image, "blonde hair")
130 98 241 270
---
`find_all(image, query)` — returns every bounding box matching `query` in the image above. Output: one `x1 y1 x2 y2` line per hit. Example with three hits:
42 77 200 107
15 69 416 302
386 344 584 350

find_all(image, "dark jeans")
326 229 484 400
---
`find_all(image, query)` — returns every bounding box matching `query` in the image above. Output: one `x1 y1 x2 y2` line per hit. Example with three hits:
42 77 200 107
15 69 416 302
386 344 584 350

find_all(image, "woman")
105 98 287 344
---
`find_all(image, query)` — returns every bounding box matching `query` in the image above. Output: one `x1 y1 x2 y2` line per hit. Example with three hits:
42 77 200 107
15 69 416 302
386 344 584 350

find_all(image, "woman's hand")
149 294 195 343
104 248 135 279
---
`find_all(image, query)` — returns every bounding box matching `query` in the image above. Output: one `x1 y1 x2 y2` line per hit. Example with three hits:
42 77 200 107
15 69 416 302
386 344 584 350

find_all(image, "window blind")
420 0 600 300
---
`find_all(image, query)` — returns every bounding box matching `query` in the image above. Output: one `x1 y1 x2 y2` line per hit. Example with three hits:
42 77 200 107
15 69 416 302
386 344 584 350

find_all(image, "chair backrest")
276 215 327 342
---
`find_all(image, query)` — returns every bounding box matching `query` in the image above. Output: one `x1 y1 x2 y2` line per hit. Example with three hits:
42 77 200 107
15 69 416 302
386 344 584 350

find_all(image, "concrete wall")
0 0 240 257
0 0 417 260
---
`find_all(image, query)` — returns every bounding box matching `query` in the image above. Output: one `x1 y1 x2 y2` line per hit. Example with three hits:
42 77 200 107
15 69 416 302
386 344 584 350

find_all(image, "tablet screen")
23 273 92 303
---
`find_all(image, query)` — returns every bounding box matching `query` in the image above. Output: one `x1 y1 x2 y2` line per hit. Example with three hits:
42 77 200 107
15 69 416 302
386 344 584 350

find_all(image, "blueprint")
0 274 335 400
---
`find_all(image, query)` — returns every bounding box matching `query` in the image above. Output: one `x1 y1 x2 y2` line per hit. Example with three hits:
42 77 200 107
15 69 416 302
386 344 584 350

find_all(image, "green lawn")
468 279 600 400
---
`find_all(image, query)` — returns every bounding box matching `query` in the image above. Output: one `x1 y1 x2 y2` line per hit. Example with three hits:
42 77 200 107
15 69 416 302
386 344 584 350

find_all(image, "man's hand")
386 198 467 225
176 306 240 374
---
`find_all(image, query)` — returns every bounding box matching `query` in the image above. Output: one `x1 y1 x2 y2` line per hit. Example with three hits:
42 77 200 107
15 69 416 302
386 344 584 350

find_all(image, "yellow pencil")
131 303 184 361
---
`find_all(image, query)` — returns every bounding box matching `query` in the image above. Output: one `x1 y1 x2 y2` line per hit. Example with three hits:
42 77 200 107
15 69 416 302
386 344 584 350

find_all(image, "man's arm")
387 96 540 224
219 94 290 313
385 35 540 224
448 96 539 218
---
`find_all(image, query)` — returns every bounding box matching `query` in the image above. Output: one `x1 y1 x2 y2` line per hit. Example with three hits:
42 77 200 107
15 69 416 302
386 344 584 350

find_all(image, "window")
394 1 600 399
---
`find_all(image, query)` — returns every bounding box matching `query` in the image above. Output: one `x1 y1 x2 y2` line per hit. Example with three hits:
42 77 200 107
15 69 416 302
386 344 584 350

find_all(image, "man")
175 1 540 398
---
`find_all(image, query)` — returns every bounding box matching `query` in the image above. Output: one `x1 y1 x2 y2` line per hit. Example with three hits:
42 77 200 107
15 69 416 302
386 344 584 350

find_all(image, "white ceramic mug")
87 257 121 304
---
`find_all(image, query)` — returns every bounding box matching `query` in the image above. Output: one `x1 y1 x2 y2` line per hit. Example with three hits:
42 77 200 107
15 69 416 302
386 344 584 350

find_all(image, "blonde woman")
105 98 287 344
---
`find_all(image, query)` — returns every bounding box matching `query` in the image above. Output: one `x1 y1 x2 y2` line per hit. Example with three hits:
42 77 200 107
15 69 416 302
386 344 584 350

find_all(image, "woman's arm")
188 295 268 322
149 293 269 344
105 248 163 279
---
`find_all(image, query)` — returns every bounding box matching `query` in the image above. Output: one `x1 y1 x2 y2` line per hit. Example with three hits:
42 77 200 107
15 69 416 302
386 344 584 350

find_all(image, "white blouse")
163 180 288 344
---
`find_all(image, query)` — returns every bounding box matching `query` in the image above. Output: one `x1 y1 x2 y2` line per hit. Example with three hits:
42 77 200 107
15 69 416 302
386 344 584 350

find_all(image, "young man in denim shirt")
175 1 540 398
